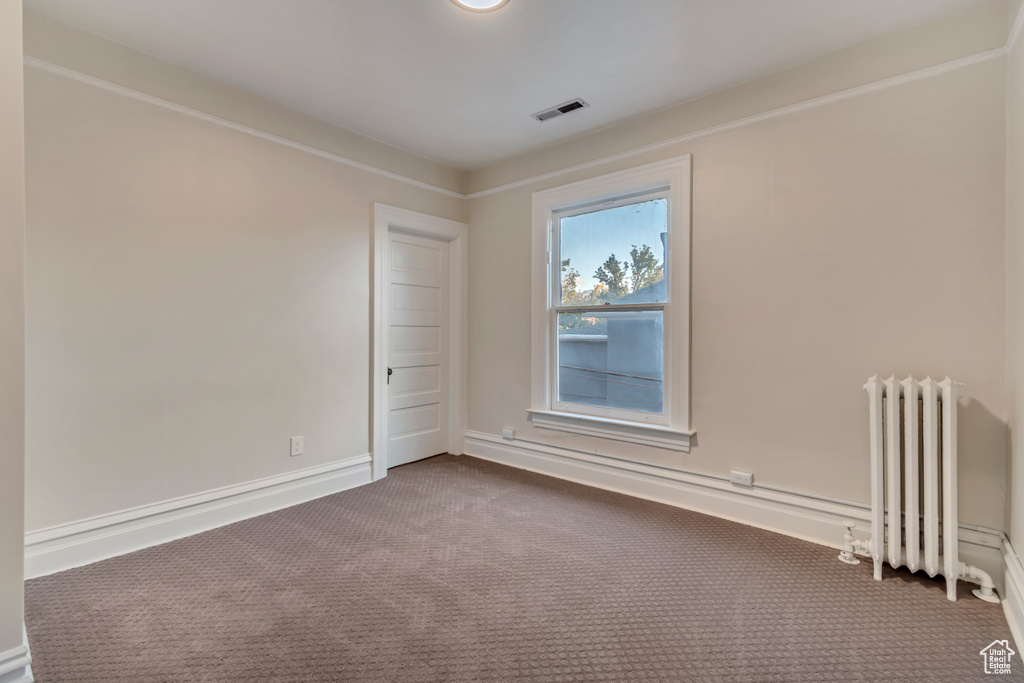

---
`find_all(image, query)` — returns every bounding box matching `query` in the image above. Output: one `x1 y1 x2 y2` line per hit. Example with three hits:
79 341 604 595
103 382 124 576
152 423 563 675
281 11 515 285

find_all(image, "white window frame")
528 155 693 452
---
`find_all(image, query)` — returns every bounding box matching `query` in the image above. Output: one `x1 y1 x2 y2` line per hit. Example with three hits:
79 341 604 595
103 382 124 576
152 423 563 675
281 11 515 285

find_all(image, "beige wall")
0 0 26 658
23 39 463 530
1006 22 1024 550
467 57 1008 529
23 11 466 197
468 1 1013 195
20 3 1019 550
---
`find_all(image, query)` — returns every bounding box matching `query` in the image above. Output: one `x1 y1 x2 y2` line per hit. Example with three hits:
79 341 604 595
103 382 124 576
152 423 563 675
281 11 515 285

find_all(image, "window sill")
526 409 693 452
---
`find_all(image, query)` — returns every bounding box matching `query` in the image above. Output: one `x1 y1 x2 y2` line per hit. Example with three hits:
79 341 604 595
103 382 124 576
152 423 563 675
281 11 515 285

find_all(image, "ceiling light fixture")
451 0 510 12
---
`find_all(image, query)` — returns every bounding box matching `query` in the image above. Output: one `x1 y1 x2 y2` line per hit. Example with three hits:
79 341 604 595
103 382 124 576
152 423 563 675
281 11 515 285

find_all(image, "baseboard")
1002 539 1024 649
0 626 32 683
464 430 1005 590
25 454 373 579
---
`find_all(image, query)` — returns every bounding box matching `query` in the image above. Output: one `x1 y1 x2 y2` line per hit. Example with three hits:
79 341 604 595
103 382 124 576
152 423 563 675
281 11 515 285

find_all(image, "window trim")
529 155 693 451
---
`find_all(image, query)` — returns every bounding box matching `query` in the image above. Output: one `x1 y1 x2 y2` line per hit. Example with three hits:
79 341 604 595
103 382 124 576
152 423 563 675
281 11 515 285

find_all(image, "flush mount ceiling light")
451 0 510 12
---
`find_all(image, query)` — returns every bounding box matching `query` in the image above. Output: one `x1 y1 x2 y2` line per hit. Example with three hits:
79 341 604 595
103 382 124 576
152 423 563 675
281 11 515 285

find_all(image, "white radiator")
838 375 998 603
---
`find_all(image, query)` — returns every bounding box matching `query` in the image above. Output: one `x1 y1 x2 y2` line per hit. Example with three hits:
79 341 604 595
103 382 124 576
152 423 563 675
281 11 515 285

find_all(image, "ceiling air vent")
532 98 589 122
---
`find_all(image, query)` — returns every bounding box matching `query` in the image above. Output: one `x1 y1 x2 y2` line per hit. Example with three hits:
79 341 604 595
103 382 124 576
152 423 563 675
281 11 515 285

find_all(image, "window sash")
552 187 669 223
553 303 665 314
552 190 670 311
549 307 670 424
549 191 672 424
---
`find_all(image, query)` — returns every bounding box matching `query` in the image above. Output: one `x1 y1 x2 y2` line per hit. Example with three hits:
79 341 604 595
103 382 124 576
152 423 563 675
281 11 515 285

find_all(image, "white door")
387 231 450 468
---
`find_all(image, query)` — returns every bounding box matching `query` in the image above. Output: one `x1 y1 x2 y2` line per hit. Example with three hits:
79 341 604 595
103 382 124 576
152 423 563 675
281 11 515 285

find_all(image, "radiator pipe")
961 562 999 603
837 522 999 603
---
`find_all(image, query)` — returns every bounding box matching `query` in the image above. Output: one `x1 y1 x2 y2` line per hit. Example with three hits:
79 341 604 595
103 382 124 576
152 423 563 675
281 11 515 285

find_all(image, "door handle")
387 367 393 385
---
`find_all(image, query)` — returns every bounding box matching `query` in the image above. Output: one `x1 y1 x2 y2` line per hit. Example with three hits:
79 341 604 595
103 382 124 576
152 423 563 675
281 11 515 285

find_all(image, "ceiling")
24 0 988 170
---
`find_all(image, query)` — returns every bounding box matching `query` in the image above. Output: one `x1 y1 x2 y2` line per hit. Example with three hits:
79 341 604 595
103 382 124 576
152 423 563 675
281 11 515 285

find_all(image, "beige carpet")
25 454 1021 682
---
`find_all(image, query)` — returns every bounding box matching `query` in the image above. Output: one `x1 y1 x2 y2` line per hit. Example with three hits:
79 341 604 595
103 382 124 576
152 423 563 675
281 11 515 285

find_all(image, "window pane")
557 310 663 414
559 198 667 306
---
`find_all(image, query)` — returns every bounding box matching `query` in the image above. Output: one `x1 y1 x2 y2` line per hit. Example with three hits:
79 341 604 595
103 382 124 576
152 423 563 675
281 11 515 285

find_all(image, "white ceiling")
24 0 987 170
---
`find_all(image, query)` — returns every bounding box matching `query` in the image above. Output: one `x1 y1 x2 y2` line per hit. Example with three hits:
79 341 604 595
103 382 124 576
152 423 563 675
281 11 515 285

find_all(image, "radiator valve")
838 521 863 565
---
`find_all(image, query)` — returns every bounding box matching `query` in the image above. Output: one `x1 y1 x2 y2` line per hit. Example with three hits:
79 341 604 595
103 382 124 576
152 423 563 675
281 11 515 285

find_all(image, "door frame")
373 203 468 480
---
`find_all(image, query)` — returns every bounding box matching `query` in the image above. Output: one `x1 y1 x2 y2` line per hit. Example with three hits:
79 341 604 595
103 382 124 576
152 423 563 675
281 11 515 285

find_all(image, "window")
529 156 692 452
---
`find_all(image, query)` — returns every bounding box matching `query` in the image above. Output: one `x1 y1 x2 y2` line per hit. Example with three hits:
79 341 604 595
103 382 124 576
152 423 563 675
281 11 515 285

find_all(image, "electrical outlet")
501 428 515 440
290 436 304 457
730 469 753 488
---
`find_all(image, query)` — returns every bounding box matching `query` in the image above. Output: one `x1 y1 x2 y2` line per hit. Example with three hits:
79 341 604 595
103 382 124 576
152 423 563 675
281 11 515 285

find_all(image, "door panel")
387 231 449 468
390 404 442 437
391 283 441 315
392 240 443 277
390 326 441 355
389 365 442 400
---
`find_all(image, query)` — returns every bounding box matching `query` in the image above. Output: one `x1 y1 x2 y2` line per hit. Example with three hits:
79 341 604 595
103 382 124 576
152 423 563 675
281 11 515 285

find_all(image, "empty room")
4 0 1024 680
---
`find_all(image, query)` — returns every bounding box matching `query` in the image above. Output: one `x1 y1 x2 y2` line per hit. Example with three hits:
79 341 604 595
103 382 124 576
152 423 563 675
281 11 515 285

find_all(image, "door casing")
372 204 468 480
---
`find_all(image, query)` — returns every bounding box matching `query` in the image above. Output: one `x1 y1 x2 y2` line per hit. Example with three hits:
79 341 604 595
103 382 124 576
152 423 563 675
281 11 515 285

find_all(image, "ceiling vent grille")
532 98 589 122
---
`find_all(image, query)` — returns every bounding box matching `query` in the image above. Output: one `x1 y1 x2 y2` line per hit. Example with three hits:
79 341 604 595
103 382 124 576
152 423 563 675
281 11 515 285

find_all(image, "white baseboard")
0 626 32 683
1002 539 1024 649
465 430 1005 591
25 455 373 579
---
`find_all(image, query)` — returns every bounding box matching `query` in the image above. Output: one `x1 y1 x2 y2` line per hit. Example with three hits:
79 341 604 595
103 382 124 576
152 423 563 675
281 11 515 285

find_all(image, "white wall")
22 18 464 532
466 20 1009 530
1006 11 1024 554
0 0 27 672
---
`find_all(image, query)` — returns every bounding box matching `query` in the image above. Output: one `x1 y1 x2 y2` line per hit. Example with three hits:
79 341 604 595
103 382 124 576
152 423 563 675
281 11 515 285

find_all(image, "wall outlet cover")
730 469 753 488
501 428 515 440
290 436 304 457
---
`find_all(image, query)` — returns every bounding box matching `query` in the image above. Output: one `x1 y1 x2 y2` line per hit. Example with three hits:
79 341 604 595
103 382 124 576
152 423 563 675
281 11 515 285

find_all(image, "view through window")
554 196 668 417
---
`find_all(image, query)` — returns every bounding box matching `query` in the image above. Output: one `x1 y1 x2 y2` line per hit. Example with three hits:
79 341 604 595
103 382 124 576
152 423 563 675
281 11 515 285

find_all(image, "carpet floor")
25 454 1021 682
